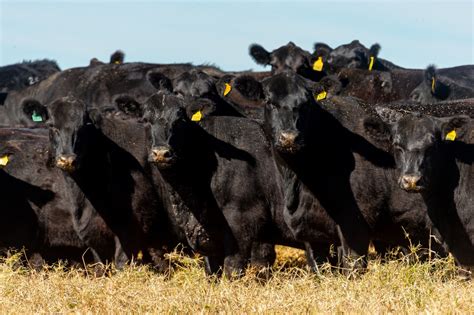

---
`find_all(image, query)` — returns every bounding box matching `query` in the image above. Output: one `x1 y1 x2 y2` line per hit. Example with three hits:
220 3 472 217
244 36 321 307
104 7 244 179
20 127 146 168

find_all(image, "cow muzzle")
149 146 176 168
399 174 423 192
56 155 76 172
276 131 300 154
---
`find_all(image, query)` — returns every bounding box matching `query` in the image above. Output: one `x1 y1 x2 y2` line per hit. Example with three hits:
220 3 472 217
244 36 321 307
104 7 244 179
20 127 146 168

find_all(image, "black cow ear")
369 43 381 58
21 99 48 123
114 94 143 118
147 71 173 92
313 42 332 59
233 75 264 100
110 50 125 64
249 44 271 66
375 106 404 124
439 115 470 141
363 116 392 143
424 64 437 93
187 99 216 122
216 75 235 97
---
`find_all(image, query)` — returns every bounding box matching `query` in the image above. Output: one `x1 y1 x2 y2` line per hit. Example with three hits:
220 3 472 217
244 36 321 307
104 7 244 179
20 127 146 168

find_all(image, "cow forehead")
394 117 437 148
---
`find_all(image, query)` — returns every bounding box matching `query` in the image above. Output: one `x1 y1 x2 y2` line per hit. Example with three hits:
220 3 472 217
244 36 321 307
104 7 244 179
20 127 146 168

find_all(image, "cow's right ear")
363 115 392 143
21 99 48 123
147 71 173 92
249 44 271 66
114 94 144 118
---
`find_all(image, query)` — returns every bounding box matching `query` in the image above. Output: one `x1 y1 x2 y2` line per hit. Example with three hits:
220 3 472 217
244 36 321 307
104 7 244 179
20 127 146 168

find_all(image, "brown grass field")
0 246 472 313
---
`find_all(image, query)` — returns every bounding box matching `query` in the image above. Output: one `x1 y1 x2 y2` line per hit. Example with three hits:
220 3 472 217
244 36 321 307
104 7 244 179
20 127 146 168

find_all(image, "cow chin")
275 143 302 155
148 155 177 169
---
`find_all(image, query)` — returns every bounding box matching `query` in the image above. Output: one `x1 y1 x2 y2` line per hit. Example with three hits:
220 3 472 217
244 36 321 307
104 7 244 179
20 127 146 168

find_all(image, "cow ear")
424 64 437 94
313 42 332 59
21 99 48 123
363 115 392 143
369 43 381 58
233 75 264 100
110 50 125 64
375 106 404 124
249 44 271 66
438 115 470 141
187 98 216 122
147 71 173 92
114 94 143 118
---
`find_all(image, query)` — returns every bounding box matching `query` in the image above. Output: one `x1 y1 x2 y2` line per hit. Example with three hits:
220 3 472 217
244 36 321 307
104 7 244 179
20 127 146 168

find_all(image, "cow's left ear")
114 94 144 118
438 115 470 141
21 98 48 123
187 98 216 122
88 107 102 127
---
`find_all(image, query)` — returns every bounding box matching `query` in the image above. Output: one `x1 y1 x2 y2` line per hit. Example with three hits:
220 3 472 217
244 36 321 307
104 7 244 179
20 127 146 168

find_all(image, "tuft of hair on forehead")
110 50 125 64
369 43 381 57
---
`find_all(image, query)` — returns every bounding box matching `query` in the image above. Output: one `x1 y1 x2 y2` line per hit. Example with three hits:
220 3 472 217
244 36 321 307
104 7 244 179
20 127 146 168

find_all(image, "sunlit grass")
0 246 471 313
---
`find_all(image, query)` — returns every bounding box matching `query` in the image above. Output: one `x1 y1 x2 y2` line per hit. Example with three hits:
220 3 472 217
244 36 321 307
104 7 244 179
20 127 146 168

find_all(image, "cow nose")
400 175 422 191
150 146 174 163
278 131 298 148
56 155 76 172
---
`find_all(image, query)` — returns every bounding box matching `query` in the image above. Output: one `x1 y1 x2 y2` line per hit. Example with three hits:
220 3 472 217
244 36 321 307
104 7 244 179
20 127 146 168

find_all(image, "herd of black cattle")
0 40 473 278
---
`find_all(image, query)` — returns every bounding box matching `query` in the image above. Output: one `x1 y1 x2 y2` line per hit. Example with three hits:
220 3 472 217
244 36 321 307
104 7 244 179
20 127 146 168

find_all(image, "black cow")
410 65 474 104
41 96 173 270
363 107 474 275
0 59 60 95
232 72 448 271
112 90 306 277
0 128 88 266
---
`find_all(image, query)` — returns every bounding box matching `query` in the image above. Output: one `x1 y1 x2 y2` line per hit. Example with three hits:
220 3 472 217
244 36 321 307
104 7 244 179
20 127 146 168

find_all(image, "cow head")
363 107 470 192
262 72 324 154
410 65 450 104
46 97 94 173
249 42 319 78
116 91 215 169
325 40 382 71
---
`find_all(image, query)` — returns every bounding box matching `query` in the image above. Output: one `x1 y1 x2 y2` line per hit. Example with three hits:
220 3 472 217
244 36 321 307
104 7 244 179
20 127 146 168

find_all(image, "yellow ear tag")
0 155 9 167
368 56 375 71
316 91 327 101
223 83 232 96
313 57 324 72
191 110 202 122
445 130 456 141
114 61 121 65
431 77 436 93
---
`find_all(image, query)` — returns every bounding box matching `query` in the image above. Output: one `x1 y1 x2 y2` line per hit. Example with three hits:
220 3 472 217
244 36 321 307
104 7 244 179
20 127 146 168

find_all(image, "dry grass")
0 246 472 314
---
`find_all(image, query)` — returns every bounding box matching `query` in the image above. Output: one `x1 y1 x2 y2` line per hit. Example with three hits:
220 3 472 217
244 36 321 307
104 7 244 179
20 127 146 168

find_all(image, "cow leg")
223 241 252 279
304 242 320 274
336 222 369 274
204 255 224 277
113 236 130 270
250 242 276 280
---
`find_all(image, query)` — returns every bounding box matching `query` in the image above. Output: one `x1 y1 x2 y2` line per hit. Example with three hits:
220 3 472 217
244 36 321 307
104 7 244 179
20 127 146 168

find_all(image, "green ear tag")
31 111 43 122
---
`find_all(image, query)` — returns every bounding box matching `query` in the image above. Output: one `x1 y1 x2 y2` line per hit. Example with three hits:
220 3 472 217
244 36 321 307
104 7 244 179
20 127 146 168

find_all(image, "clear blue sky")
1 0 472 71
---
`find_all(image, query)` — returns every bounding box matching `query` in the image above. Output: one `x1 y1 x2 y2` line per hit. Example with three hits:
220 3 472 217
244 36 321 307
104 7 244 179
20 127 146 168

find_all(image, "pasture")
0 246 472 313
